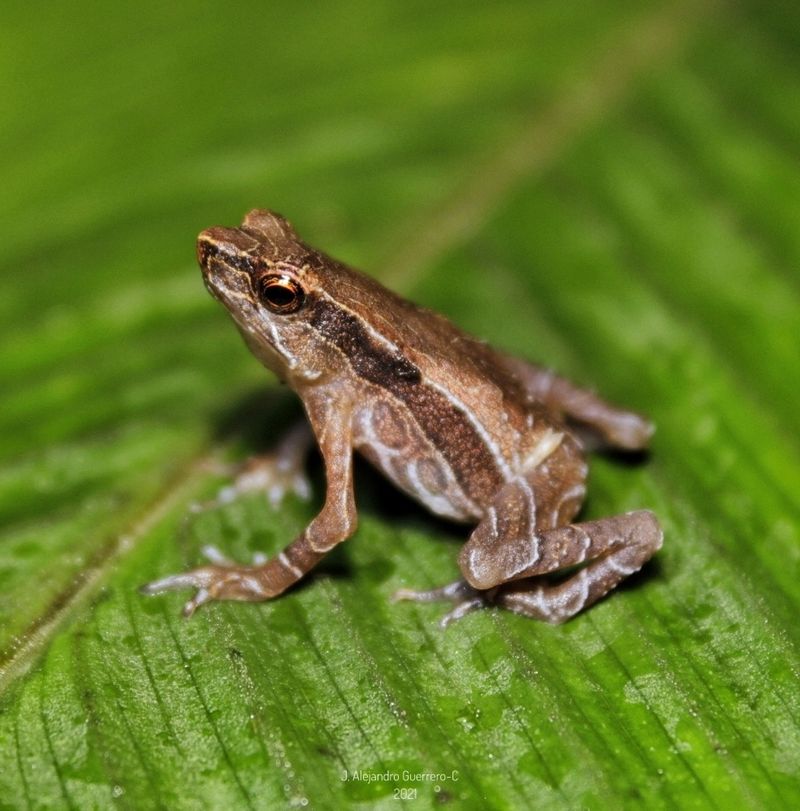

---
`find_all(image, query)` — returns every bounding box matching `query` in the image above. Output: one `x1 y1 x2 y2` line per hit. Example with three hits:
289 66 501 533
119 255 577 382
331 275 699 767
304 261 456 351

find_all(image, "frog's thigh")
458 445 587 590
500 356 654 451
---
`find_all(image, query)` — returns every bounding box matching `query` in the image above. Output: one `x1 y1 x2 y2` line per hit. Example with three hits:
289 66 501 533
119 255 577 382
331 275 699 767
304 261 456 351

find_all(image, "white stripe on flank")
487 505 498 539
518 478 538 546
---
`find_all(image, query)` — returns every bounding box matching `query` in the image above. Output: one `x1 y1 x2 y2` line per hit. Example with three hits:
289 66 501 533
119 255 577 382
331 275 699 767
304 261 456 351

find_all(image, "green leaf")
2 1 799 809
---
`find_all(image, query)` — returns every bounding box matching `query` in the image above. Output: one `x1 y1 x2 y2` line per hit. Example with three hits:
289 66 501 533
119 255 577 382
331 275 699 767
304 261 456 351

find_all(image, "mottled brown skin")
141 210 662 624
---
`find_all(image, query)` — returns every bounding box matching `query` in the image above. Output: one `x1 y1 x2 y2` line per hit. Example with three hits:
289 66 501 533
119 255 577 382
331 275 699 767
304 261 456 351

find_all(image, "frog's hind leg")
500 355 653 451
463 508 662 624
395 442 662 625
395 440 585 625
457 436 662 624
397 504 661 627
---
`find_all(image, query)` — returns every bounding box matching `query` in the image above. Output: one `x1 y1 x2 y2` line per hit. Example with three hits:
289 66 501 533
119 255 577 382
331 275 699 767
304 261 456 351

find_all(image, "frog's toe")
185 461 312 516
290 471 312 501
438 596 488 628
392 579 476 604
139 569 214 596
393 579 495 628
263 469 312 508
181 587 213 618
225 455 312 509
141 559 278 616
200 544 234 565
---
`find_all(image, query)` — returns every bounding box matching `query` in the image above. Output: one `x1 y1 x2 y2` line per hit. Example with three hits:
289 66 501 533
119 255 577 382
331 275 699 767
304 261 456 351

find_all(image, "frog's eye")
257 275 305 314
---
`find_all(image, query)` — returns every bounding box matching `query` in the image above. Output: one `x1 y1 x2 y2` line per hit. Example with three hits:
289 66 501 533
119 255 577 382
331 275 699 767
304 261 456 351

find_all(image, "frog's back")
318 255 532 412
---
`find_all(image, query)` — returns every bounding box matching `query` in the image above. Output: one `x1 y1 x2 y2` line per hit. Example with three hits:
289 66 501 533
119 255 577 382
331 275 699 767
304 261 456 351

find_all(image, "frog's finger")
292 473 312 501
182 588 212 618
139 573 190 595
138 568 215 618
140 559 295 615
138 569 214 595
140 569 229 617
202 545 268 566
201 544 234 565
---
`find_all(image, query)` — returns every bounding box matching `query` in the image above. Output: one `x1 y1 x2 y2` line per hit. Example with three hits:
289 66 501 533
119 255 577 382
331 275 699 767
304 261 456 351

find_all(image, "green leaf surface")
2 1 799 809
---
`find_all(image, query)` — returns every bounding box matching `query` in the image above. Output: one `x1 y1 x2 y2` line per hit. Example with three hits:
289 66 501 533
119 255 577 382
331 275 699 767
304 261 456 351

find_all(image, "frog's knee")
459 546 491 590
625 509 664 554
306 510 357 553
457 537 510 591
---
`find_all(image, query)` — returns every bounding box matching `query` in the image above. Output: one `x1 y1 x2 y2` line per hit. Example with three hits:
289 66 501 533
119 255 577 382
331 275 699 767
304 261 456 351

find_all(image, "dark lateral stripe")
309 297 421 383
309 297 502 502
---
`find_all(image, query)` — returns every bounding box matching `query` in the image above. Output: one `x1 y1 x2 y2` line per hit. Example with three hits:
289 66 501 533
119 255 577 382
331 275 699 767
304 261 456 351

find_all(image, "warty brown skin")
141 209 663 624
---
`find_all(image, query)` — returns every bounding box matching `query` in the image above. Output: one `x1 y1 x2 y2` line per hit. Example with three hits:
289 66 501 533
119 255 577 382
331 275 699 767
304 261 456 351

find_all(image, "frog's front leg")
141 394 357 616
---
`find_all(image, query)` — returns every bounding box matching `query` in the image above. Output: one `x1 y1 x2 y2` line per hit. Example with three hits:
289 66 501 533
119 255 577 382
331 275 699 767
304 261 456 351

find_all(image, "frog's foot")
191 423 314 514
393 579 497 628
140 546 278 617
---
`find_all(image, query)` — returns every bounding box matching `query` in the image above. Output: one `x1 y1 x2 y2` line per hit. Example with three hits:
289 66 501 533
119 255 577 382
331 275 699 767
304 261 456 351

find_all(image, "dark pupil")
262 280 296 308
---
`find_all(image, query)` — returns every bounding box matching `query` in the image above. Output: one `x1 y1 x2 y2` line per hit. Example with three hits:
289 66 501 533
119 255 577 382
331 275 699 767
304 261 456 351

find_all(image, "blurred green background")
2 1 800 809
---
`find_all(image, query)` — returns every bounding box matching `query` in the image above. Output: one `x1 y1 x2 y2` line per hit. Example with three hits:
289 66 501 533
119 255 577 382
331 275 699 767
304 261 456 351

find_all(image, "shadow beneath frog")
612 549 663 594
571 425 652 468
354 456 459 532
210 386 302 450
596 447 652 468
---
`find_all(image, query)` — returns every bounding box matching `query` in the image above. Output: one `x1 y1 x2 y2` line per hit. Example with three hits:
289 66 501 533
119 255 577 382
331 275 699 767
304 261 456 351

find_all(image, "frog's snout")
196 232 217 270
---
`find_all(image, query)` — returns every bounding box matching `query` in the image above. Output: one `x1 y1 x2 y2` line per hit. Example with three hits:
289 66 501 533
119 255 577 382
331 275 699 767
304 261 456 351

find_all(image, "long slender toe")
393 579 493 627
139 572 203 595
392 579 477 604
182 588 211 618
439 597 486 628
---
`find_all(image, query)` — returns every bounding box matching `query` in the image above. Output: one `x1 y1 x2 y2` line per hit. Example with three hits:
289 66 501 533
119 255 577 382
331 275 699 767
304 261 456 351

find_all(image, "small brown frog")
142 210 662 625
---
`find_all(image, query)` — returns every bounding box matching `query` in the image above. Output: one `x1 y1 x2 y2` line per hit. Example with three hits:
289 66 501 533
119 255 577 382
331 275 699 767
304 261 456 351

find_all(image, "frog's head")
197 209 328 382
